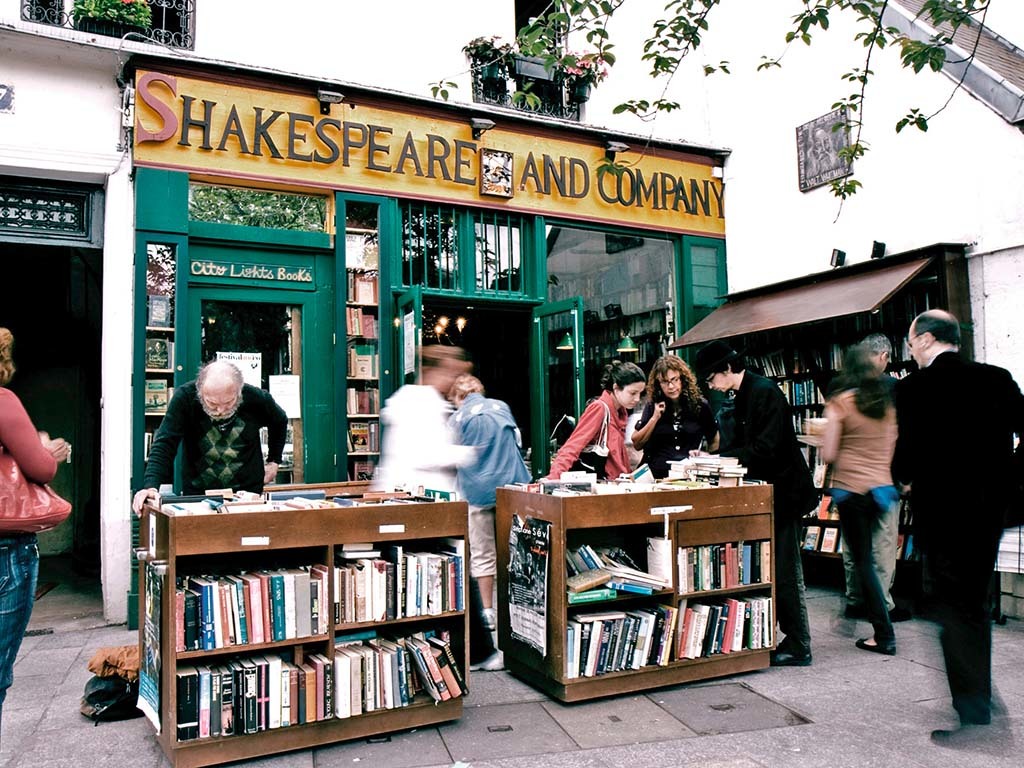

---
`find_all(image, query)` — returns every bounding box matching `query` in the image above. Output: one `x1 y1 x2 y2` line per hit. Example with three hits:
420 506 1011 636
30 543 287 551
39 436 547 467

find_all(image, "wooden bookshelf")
139 486 468 768
495 485 774 702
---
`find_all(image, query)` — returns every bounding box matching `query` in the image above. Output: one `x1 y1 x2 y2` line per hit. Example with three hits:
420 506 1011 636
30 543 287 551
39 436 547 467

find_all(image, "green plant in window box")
73 0 153 38
463 36 515 83
558 52 609 104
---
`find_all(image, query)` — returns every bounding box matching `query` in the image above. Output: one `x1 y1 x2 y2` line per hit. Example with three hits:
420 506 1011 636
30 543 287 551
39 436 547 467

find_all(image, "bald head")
197 360 244 420
909 309 960 368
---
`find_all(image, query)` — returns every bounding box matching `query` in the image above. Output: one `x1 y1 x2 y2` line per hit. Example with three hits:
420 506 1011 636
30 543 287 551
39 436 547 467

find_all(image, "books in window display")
145 336 174 370
145 379 170 413
147 294 172 327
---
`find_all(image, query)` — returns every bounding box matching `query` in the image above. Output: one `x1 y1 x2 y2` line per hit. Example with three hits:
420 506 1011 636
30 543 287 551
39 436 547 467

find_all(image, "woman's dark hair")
832 343 891 419
599 360 645 392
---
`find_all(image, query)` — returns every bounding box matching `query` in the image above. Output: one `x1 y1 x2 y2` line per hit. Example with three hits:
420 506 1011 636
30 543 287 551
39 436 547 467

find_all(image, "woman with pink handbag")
0 327 70 735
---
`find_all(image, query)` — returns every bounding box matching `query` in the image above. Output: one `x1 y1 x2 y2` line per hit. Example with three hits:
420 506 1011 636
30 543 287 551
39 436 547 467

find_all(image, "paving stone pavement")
2 585 1022 767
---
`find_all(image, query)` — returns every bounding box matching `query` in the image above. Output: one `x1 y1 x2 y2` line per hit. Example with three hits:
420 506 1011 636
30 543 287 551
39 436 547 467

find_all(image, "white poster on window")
216 351 262 389
403 312 416 376
269 375 301 418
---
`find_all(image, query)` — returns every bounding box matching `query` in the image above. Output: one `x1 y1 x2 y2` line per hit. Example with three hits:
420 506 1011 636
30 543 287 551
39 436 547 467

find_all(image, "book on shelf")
802 525 821 551
819 526 840 553
351 271 378 305
566 568 611 593
147 294 172 327
145 336 174 370
145 379 169 414
349 422 370 451
567 587 617 604
349 345 378 379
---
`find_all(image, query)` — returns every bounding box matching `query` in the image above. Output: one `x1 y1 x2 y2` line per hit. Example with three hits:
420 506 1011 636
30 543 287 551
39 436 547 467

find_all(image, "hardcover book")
145 337 174 370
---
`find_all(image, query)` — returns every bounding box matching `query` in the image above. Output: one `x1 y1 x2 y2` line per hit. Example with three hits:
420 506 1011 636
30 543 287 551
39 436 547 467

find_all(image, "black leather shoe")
931 724 987 747
855 637 896 655
770 649 812 667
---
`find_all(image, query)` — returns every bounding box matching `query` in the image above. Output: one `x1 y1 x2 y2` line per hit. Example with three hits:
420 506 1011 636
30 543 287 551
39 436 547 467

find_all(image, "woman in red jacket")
547 360 646 480
0 328 69 733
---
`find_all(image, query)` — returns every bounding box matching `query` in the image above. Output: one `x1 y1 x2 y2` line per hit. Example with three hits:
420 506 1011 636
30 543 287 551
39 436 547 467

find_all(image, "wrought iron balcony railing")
470 55 582 122
21 1 196 50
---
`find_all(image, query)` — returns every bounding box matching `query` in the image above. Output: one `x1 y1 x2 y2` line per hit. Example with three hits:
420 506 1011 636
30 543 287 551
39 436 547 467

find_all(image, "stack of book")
174 628 464 742
175 566 331 653
675 595 774 660
334 540 464 624
565 543 670 601
665 456 748 487
676 539 771 593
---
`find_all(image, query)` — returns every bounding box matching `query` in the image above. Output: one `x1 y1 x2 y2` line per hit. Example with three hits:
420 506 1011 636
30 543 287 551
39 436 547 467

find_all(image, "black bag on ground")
80 674 143 722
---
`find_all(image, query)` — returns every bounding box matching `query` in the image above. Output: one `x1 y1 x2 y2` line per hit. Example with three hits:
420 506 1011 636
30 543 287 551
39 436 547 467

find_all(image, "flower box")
513 55 556 81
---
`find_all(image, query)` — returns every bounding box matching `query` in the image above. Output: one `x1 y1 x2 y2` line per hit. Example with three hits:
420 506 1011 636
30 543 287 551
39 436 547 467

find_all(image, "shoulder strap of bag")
596 401 610 450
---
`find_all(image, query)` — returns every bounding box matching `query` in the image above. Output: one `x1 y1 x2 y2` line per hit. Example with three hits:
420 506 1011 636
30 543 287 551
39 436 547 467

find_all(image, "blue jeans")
0 534 39 724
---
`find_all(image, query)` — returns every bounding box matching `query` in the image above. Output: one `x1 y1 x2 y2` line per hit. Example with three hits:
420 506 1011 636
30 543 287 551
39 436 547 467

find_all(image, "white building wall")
0 22 136 621
6 1 1023 617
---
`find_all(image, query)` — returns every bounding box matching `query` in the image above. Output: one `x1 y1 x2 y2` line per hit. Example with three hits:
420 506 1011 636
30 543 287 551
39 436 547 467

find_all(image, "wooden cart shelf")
496 485 775 703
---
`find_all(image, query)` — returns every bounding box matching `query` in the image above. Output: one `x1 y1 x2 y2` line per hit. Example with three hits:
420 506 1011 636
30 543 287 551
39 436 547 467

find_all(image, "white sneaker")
470 650 504 671
482 608 497 631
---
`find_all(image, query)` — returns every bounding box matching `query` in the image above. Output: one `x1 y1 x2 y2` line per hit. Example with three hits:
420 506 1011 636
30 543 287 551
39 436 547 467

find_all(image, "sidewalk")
3 584 1022 768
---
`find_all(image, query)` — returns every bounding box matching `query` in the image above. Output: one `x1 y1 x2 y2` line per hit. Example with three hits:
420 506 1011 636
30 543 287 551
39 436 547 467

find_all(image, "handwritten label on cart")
650 505 693 516
240 536 270 546
379 524 405 534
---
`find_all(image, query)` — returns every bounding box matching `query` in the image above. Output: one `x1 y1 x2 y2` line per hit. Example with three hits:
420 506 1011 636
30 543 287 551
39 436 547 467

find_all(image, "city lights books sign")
133 70 725 237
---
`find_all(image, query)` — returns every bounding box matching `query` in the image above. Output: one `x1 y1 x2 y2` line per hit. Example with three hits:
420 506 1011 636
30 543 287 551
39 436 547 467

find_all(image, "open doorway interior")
0 241 103 590
421 300 532 451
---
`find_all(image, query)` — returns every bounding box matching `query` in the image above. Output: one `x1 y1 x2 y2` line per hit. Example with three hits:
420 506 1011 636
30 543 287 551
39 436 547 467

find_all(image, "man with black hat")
695 340 819 666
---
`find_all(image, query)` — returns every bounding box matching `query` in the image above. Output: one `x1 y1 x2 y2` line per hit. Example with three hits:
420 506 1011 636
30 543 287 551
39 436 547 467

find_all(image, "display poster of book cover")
145 337 173 370
147 294 172 327
145 379 169 413
138 562 162 732
508 515 551 656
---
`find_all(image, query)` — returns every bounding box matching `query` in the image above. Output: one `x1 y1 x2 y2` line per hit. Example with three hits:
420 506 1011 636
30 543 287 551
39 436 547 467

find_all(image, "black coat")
720 370 818 519
893 351 1024 540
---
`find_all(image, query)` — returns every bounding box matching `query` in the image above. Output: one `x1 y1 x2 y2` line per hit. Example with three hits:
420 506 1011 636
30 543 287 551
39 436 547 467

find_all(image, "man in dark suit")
893 310 1024 743
696 341 820 666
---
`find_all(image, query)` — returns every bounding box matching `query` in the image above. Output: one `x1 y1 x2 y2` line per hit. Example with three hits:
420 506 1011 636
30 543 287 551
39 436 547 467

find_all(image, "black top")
143 381 288 494
893 351 1024 539
634 398 718 478
720 370 818 518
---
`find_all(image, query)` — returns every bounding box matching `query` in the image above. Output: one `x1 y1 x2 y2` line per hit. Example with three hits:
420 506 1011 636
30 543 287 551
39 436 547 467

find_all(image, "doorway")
421 300 533 448
0 242 103 579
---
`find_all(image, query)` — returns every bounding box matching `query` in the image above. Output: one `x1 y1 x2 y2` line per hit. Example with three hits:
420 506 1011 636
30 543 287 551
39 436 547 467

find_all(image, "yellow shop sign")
134 71 724 236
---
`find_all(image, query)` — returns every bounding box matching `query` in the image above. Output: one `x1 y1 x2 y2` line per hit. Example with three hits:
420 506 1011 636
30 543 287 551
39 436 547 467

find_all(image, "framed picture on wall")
796 107 853 192
480 148 514 198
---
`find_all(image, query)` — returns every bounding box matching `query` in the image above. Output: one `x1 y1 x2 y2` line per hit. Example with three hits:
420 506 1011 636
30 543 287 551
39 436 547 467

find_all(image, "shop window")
689 242 727 325
187 184 328 232
546 225 675 371
400 202 459 291
21 1 196 49
474 211 525 295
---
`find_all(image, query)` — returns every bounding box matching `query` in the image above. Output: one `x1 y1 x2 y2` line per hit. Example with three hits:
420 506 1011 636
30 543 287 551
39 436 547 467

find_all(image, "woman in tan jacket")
822 343 898 655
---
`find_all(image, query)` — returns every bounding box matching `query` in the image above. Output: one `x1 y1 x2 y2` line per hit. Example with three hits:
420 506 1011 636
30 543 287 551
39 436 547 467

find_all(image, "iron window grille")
21 1 196 50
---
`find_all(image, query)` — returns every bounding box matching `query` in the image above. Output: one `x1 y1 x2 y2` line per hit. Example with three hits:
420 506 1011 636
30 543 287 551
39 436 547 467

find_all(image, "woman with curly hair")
632 355 719 478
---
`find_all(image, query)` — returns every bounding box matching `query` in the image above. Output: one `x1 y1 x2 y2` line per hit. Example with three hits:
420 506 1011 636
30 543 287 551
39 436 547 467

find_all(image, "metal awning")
670 257 933 348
